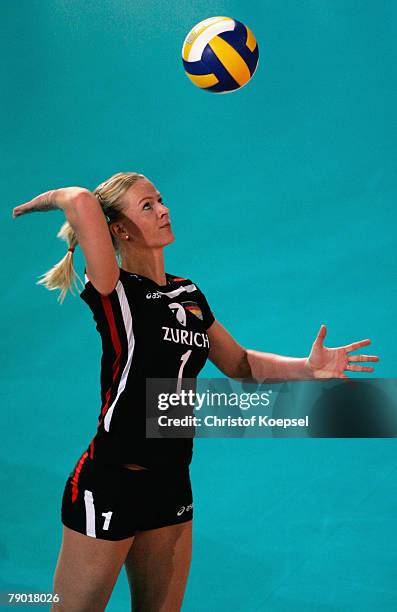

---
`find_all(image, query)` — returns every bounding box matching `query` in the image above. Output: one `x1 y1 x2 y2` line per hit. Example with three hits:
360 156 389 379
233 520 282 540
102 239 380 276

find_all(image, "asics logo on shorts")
177 503 193 516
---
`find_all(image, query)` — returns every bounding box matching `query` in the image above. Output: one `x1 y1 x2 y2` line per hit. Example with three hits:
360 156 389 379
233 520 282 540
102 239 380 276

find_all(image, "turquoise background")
2 0 397 609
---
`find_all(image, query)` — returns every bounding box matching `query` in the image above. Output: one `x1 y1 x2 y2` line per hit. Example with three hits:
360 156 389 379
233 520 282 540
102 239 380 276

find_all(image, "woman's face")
115 178 174 248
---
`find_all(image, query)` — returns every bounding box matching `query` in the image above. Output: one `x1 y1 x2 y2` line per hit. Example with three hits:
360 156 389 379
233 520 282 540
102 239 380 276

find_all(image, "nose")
158 202 170 217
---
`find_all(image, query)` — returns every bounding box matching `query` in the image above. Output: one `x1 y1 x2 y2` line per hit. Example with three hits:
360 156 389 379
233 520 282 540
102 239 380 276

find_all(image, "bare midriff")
122 463 150 471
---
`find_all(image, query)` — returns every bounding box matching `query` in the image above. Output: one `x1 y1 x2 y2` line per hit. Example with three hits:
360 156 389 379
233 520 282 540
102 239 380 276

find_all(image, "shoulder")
80 267 137 300
167 273 191 283
167 274 205 294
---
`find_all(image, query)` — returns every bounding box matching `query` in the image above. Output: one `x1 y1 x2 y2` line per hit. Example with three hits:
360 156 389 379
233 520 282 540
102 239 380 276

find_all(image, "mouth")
160 223 171 228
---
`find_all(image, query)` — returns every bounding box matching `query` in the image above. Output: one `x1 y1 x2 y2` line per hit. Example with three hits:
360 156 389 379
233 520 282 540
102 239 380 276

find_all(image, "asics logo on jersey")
162 327 209 348
146 291 162 299
177 503 193 516
168 302 187 326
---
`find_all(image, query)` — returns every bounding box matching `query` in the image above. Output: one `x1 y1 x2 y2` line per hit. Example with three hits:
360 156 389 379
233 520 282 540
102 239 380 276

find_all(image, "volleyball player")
12 172 379 611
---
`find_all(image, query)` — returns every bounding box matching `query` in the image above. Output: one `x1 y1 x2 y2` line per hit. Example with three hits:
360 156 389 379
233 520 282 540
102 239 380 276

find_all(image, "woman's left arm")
207 321 380 382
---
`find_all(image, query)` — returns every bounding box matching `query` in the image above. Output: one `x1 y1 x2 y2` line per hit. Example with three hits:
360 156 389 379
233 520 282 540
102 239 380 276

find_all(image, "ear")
111 222 125 236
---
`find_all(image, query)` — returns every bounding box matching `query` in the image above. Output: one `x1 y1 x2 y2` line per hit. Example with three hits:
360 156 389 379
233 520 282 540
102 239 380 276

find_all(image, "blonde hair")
36 171 145 304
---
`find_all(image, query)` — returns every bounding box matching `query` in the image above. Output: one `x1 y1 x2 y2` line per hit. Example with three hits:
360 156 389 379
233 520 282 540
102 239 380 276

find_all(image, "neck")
120 247 166 286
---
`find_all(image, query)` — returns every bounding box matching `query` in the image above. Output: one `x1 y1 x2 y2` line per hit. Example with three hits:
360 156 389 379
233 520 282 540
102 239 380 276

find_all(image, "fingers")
344 339 371 351
12 191 57 217
345 365 374 372
12 201 34 217
345 351 379 372
314 324 327 345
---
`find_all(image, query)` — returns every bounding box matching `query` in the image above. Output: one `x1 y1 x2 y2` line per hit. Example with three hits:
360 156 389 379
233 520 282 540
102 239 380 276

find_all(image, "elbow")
63 189 97 227
230 348 253 380
243 348 267 383
75 189 97 208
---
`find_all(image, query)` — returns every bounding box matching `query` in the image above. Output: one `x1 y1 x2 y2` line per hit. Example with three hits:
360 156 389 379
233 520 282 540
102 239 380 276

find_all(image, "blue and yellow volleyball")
181 16 259 93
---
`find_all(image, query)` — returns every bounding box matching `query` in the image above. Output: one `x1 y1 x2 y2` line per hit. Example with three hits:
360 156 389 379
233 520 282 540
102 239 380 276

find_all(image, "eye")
142 199 166 210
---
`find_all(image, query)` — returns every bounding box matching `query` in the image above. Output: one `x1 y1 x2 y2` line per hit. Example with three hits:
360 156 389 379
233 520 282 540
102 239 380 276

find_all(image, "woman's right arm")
12 187 120 295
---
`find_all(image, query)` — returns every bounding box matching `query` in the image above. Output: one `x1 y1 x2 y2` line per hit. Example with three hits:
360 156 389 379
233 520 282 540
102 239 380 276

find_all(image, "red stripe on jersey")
98 295 123 427
71 451 89 503
173 277 187 281
89 437 95 460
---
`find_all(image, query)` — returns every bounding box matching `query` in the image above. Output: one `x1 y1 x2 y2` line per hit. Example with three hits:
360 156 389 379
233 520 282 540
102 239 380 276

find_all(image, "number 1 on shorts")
102 511 113 531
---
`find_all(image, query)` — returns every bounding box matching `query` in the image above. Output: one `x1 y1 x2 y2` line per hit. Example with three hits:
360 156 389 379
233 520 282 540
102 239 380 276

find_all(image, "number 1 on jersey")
176 349 192 394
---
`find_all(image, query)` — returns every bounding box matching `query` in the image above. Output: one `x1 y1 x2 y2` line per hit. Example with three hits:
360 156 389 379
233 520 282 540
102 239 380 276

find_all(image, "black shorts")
61 456 193 541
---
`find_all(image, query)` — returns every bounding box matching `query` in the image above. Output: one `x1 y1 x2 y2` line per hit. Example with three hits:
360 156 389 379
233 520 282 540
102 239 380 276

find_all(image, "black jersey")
79 267 215 470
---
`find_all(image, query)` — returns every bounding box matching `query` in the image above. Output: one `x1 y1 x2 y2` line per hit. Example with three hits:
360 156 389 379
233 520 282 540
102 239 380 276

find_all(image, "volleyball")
181 16 259 93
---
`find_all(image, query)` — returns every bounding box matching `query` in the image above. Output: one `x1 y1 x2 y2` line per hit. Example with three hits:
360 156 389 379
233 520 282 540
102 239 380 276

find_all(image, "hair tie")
68 247 75 253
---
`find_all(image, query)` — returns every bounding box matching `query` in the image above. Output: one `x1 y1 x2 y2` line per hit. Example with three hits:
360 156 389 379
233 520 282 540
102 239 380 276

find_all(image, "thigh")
55 458 142 611
51 525 134 612
124 520 192 612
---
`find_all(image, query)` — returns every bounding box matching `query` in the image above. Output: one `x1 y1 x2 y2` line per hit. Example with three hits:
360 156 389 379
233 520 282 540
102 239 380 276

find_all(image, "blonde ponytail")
36 220 83 305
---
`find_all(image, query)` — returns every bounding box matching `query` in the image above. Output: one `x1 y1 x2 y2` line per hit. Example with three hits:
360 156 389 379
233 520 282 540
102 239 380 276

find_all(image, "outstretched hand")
12 187 90 218
305 324 379 379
